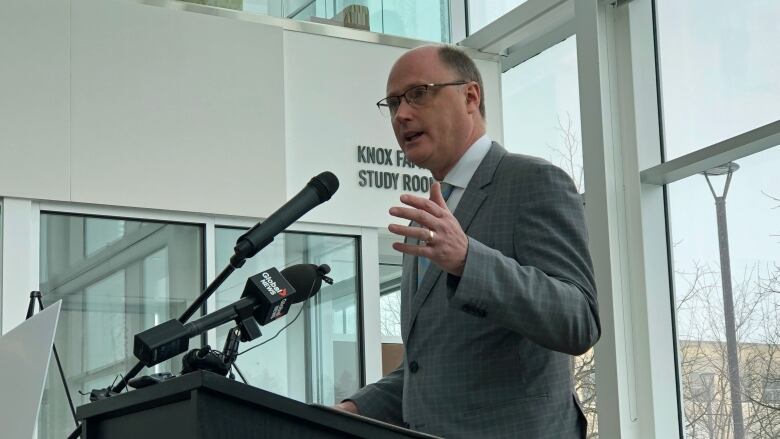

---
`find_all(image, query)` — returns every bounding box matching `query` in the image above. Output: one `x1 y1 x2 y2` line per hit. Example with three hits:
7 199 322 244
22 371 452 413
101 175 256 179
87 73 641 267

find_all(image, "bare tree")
677 262 780 438
380 291 402 337
548 113 584 193
762 191 780 242
573 350 599 438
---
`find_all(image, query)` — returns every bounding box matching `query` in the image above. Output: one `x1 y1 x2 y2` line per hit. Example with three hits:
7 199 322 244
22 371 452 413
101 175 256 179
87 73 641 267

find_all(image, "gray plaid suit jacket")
349 143 600 438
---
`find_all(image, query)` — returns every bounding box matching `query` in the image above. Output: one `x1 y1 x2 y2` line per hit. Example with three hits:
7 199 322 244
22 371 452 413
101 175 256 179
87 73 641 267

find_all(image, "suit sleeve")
446 162 600 355
344 363 405 425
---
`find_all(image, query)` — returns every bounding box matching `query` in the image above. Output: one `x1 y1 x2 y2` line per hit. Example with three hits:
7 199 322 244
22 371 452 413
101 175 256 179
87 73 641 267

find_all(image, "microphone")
133 264 331 367
282 263 331 304
242 263 330 325
231 172 339 267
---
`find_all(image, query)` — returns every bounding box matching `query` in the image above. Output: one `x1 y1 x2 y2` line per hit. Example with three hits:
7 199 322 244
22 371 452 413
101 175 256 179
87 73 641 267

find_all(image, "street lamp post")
702 162 744 439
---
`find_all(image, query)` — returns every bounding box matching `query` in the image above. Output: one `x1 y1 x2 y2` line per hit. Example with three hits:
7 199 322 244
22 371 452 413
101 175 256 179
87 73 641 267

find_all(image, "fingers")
392 241 431 257
389 205 438 228
398 194 447 218
388 223 431 242
429 181 447 208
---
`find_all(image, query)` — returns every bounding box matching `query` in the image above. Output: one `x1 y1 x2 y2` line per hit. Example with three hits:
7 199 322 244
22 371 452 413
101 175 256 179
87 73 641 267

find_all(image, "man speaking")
337 44 600 439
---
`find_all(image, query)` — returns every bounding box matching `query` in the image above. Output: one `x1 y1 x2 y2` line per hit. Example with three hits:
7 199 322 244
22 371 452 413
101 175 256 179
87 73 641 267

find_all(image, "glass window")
764 379 780 403
378 230 402 339
370 0 450 42
502 36 584 193
467 0 528 34
501 36 598 436
83 218 125 257
668 146 780 438
187 0 451 42
379 269 401 338
656 0 780 159
37 213 203 439
214 227 361 405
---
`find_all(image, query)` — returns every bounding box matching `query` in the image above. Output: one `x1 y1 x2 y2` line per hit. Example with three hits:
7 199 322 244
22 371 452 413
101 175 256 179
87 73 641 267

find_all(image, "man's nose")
393 99 414 122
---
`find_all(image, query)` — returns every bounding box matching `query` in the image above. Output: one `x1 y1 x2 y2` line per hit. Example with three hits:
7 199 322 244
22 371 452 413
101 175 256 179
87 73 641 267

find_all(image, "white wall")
1 0 288 218
0 0 502 229
0 0 70 201
284 31 503 227
69 0 287 218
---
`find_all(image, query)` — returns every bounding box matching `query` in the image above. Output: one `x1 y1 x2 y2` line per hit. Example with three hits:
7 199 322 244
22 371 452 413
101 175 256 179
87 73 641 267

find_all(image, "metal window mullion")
578 0 681 437
640 119 780 186
204 218 217 349
576 1 631 437
618 2 684 438
500 18 575 72
460 0 571 51
450 0 467 42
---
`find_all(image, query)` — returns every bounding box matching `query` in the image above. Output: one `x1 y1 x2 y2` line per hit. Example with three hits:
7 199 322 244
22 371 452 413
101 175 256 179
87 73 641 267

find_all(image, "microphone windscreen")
281 264 323 304
309 172 339 202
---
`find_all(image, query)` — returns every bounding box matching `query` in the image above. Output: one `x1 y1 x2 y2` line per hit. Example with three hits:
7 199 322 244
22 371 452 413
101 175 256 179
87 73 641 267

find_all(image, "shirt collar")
442 134 492 189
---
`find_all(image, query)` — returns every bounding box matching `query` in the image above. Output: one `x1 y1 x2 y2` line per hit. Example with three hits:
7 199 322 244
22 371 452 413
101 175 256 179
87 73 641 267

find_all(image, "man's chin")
401 148 428 168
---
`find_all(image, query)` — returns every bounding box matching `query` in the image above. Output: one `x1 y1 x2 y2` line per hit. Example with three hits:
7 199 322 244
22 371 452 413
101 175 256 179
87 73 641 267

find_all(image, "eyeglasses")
376 81 469 117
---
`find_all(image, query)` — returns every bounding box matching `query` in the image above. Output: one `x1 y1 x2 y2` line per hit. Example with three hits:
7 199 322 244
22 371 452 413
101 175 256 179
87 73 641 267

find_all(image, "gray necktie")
417 182 455 289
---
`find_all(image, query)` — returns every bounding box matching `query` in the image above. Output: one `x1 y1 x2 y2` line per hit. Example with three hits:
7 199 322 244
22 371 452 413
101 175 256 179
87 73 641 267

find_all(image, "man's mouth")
404 131 424 142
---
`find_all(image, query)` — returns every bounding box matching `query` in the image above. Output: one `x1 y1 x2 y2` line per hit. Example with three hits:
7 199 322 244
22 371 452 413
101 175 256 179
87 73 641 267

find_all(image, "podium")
76 370 437 438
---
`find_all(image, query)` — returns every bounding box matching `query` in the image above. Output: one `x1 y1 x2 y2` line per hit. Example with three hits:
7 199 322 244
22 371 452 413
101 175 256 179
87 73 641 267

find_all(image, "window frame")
0 198 376 392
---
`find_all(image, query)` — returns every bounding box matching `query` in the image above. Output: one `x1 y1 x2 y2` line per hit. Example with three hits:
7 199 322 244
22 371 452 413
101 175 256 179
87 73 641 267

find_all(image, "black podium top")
77 371 439 439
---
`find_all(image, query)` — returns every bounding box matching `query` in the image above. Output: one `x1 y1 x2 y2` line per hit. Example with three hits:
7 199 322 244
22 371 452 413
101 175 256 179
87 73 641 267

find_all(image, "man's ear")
465 82 481 114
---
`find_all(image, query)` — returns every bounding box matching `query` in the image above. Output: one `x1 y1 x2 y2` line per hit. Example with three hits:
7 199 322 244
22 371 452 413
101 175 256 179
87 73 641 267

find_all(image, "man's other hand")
334 400 360 414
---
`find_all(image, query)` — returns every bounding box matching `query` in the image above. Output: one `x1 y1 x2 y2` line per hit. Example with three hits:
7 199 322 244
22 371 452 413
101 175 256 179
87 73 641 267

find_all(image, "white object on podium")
0 300 62 439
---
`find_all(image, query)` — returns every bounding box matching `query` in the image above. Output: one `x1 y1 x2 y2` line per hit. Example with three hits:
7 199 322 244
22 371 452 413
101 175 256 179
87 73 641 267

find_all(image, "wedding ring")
427 229 435 245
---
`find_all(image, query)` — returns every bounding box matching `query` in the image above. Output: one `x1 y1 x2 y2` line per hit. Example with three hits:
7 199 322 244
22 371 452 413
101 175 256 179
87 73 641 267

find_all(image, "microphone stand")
98 263 241 398
222 326 242 380
74 263 245 436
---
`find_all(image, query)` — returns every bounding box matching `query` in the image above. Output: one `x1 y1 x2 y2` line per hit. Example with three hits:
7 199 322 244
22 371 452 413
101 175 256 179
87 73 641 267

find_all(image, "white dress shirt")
441 134 493 211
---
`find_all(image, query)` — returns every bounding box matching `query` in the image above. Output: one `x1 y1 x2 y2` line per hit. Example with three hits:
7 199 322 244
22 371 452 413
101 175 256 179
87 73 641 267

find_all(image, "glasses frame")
376 80 469 117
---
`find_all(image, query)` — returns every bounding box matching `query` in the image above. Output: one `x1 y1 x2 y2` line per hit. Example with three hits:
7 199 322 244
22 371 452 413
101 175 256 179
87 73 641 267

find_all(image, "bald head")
384 45 486 180
391 45 486 119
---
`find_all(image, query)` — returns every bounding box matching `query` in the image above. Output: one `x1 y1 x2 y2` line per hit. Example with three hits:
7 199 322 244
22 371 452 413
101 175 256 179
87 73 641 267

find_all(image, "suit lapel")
403 143 507 342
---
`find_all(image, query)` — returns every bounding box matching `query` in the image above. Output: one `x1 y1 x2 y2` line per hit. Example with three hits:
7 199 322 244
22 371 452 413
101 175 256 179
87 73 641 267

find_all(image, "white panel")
1 199 40 335
359 227 382 384
70 0 287 218
0 301 61 439
0 0 70 200
284 32 503 228
477 58 504 145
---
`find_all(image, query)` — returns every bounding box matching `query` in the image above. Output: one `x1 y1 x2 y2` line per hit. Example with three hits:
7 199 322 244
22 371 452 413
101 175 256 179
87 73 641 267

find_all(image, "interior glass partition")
37 213 203 439
213 227 361 405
